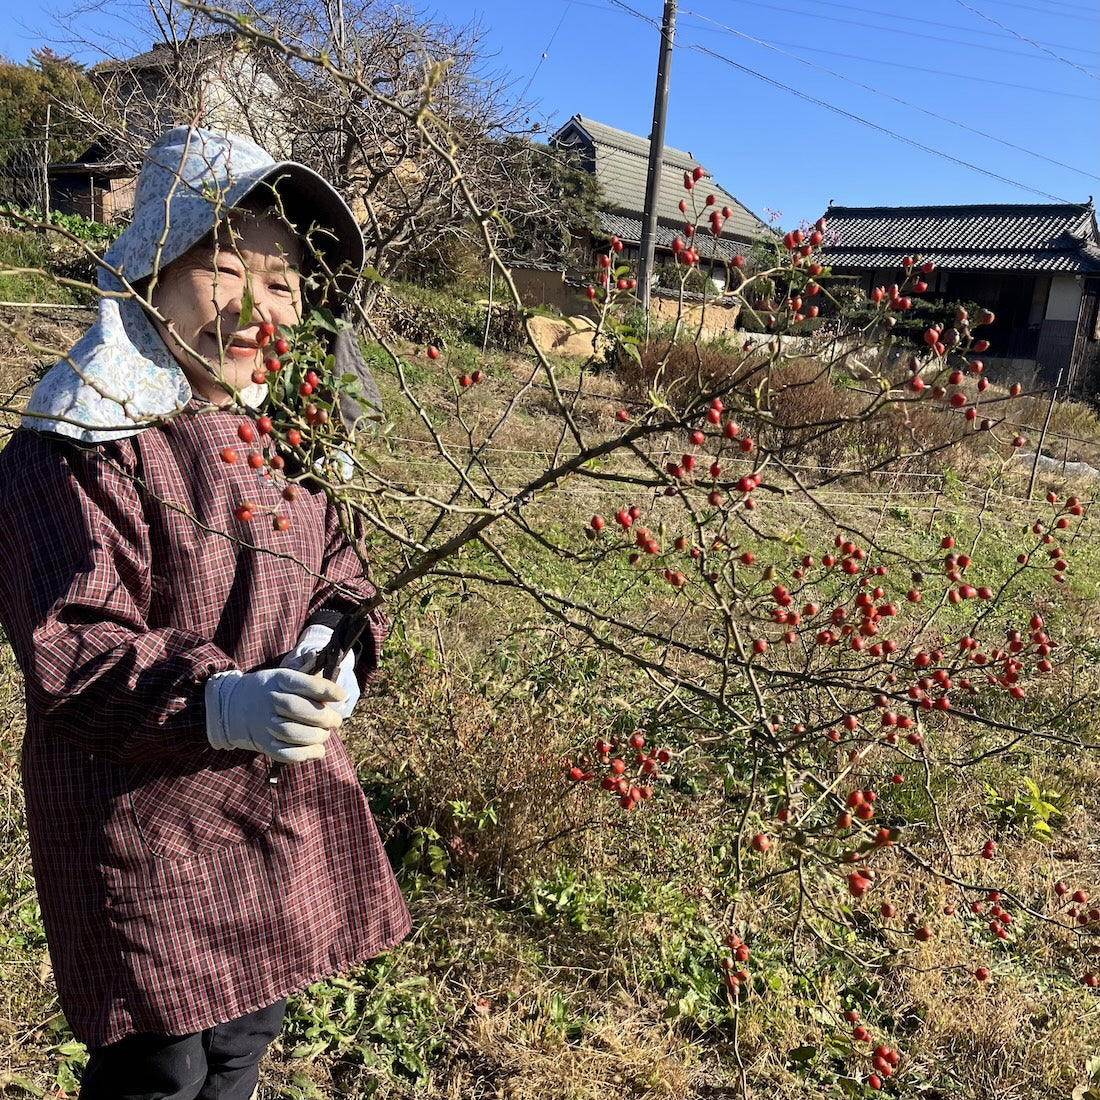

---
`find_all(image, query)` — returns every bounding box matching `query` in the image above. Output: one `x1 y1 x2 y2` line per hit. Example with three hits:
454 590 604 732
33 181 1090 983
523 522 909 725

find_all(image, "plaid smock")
0 410 411 1046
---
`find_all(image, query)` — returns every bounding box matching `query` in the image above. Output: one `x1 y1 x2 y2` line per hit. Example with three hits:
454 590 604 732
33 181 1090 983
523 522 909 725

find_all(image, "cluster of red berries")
682 165 706 190
901 308 1010 438
868 260 935 313
594 479 1083 628
249 320 290 385
458 369 486 389
920 307 991 357
893 883 1096 986
965 888 1017 943
752 220 829 304
591 506 693 588
747 786 903 914
841 1008 901 1090
917 295 994 351
218 309 363 530
1054 881 1100 932
741 502 1080 706
908 354 996 423
781 220 826 260
1017 492 1086 584
221 412 303 532
668 208 739 267
669 236 701 268
588 409 766 585
424 344 489 389
585 236 638 299
762 769 1100 988
782 287 821 322
717 930 752 1000
567 730 672 811
666 168 748 267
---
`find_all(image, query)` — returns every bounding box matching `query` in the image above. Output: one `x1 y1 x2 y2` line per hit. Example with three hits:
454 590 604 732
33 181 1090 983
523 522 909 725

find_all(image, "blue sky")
4 0 1098 227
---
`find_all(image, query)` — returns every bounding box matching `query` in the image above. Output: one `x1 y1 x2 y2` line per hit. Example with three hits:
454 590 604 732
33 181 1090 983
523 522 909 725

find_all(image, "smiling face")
150 211 303 404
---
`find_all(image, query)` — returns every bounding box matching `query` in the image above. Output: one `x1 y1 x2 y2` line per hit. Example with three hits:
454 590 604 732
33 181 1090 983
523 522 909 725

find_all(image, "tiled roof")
93 32 238 75
597 212 747 262
821 202 1100 273
552 115 770 245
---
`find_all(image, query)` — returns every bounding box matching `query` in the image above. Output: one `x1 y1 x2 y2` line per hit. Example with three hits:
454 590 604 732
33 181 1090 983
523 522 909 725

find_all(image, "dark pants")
79 999 286 1100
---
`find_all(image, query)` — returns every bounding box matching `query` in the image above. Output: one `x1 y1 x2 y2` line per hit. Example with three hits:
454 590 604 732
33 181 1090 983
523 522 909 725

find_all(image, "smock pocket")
128 752 275 861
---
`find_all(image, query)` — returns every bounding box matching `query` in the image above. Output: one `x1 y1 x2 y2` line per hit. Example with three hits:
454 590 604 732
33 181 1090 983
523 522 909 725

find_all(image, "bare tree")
57 0 583 285
226 0 581 281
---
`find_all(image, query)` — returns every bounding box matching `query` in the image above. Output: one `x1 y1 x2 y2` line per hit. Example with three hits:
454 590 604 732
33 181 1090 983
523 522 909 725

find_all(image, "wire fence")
2 289 1098 513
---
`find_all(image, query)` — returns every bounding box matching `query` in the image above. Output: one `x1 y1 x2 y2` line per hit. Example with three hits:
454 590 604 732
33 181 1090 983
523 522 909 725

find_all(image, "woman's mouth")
214 334 260 360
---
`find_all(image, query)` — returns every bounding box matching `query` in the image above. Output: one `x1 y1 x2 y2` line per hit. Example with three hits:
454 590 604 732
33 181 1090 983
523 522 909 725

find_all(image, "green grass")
0 230 65 303
0 228 95 306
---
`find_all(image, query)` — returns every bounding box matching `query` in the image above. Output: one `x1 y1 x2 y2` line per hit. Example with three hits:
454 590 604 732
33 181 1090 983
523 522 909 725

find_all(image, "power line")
605 0 660 28
686 40 1071 202
993 0 1100 18
597 0 1080 201
695 0 1100 69
681 9 1098 182
519 3 573 103
949 0 1099 80
721 37 1098 103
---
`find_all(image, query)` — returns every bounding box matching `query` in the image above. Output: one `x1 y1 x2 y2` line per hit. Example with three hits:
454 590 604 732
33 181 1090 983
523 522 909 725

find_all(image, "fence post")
482 257 494 353
42 105 51 216
1027 369 1062 500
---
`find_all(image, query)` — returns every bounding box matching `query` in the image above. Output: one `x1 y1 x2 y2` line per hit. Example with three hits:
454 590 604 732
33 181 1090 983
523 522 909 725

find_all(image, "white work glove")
205 667 347 764
279 624 361 719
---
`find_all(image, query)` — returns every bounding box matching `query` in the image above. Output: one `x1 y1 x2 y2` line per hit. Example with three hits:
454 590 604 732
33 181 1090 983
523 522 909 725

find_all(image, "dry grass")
0 649 59 1088
441 1007 695 1100
609 338 1029 486
612 335 756 407
0 311 86 407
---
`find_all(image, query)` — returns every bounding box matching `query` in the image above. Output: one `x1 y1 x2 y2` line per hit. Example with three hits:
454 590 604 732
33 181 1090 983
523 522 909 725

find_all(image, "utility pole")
42 104 52 217
637 0 676 328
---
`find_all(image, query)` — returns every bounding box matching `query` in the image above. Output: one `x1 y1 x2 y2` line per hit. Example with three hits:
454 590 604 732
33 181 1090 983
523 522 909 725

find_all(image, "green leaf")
427 844 448 875
787 1045 817 1064
289 1039 330 1059
2 1075 45 1096
55 1062 80 1092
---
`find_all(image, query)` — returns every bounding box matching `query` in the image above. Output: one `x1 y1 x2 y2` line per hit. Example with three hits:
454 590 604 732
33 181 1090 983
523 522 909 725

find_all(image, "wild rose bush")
2 13 1098 1097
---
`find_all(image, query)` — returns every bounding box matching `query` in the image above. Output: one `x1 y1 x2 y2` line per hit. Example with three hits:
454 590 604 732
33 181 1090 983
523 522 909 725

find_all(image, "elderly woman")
0 127 410 1099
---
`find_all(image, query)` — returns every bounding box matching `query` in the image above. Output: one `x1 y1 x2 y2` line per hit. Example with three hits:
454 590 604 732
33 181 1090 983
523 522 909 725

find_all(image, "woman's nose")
222 284 288 330
251 285 283 325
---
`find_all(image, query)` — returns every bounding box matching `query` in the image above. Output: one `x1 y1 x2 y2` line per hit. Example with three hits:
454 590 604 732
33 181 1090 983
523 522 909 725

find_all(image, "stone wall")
508 266 746 350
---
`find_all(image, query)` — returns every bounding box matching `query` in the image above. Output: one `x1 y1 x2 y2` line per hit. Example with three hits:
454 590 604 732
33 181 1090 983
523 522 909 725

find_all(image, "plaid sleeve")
305 499 388 677
0 431 235 764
